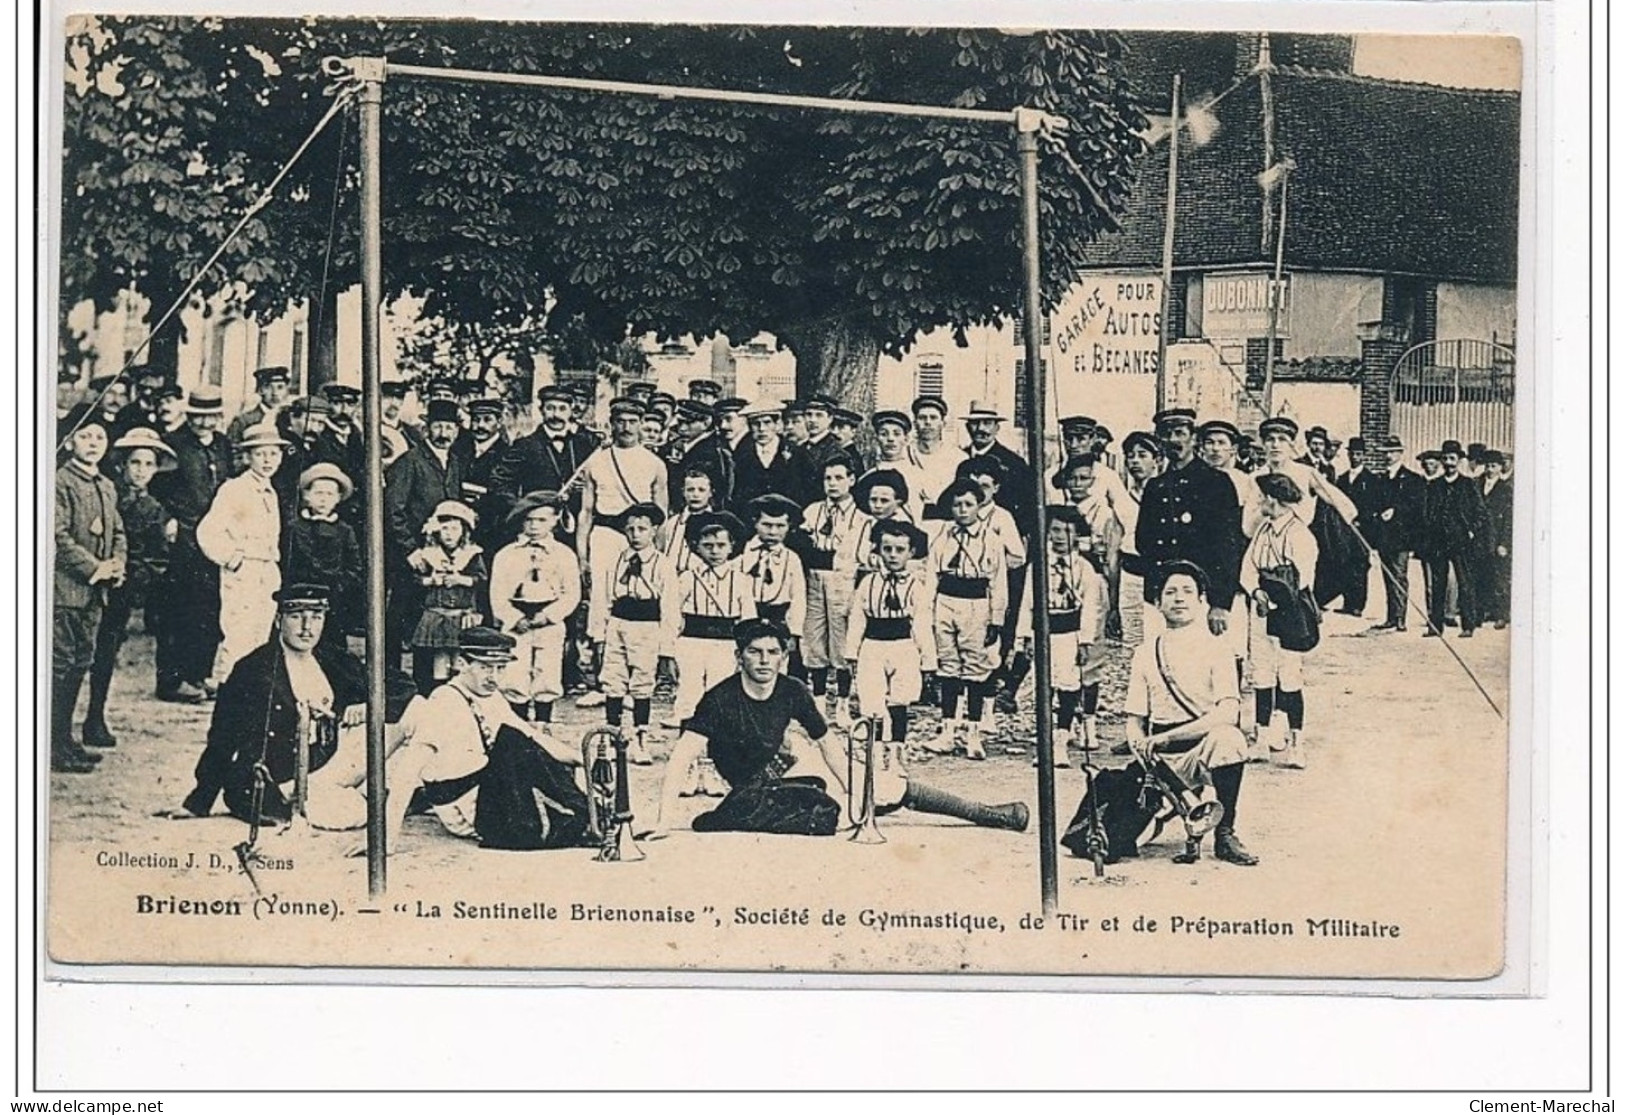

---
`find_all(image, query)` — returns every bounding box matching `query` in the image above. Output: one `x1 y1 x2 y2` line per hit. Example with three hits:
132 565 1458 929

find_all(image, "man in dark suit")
1366 435 1427 632
959 403 1035 532
729 399 811 514
1424 440 1488 638
385 398 471 648
458 396 511 553
1135 408 1245 638
1333 436 1379 616
666 399 733 510
150 388 234 702
1480 449 1514 628
491 384 598 534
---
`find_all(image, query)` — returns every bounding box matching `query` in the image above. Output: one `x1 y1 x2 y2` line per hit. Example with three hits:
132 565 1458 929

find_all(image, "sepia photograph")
42 16 1527 983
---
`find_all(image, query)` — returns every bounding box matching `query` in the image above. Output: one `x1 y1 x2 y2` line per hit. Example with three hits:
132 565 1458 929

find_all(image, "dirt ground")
45 578 1513 980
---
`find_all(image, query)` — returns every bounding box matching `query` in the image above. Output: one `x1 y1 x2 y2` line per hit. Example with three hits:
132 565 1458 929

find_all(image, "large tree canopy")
61 19 1147 402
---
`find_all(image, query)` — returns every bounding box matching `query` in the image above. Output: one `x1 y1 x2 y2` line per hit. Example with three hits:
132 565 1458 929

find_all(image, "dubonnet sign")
1201 271 1292 338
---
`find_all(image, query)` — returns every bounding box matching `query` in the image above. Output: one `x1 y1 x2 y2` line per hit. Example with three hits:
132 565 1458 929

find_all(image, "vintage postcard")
42 16 1526 983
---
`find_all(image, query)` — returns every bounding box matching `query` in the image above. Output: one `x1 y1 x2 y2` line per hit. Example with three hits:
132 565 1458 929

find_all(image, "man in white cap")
728 398 811 515
197 422 287 684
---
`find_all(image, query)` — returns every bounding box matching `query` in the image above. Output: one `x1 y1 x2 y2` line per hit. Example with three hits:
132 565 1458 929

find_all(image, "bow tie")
748 556 774 586
622 553 643 582
882 574 904 612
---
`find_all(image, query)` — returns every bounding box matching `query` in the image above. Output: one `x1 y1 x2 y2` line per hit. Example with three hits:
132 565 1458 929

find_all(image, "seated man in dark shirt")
648 618 1029 837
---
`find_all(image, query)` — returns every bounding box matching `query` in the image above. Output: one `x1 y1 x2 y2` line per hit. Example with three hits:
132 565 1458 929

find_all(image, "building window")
915 362 945 399
290 325 307 392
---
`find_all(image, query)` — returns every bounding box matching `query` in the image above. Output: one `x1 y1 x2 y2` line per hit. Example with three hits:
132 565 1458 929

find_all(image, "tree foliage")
60 19 1148 397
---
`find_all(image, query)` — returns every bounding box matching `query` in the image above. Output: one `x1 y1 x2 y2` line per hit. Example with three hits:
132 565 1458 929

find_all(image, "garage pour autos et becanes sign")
1052 273 1163 376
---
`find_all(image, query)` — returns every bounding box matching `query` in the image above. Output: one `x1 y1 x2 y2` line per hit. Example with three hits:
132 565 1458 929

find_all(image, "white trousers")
214 559 280 684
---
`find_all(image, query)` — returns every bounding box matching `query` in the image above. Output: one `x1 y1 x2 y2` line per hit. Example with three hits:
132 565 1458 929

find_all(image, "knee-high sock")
1254 687 1276 729
939 677 964 720
1082 683 1100 717
887 705 909 744
535 700 554 724
1005 650 1032 693
1275 687 1304 731
901 780 1026 830
810 668 828 697
834 668 852 698
965 679 988 721
1211 762 1244 832
1055 688 1080 730
605 696 624 726
632 697 651 727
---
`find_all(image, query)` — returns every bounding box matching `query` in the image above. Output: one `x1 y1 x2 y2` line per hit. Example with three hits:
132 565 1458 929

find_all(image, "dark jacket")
490 426 598 525
151 426 232 531
1428 474 1489 557
283 514 364 632
730 437 813 515
1134 457 1244 605
182 639 366 817
1483 476 1514 554
385 441 470 560
55 461 127 611
669 432 736 510
1367 466 1427 554
964 441 1036 537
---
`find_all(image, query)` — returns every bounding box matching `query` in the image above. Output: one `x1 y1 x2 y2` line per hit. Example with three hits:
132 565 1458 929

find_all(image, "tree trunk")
784 316 880 414
310 284 341 393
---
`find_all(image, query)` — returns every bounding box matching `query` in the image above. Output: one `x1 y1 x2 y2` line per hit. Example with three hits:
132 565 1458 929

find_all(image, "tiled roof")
1082 69 1520 285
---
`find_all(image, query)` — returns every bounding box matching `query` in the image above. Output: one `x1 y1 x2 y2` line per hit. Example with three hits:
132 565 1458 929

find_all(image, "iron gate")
1390 338 1516 453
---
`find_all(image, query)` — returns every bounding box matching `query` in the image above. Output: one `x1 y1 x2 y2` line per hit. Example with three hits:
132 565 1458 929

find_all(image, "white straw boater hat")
959 402 1006 423
236 422 290 451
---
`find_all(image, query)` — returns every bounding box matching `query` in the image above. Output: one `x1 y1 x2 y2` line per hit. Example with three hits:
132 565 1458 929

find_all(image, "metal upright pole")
1155 74 1181 413
1262 171 1290 417
1016 112 1057 918
356 60 388 897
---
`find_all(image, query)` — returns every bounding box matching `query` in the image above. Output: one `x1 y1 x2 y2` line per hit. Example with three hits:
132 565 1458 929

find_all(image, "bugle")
846 715 886 845
580 726 645 863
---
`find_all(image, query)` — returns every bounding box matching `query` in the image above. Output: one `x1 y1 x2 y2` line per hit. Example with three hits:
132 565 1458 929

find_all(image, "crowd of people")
51 363 1515 870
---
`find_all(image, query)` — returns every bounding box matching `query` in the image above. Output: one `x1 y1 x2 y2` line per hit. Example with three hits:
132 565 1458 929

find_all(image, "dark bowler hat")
622 501 667 529
1059 414 1097 432
830 407 862 428
871 410 912 433
1152 407 1197 431
1347 436 1367 453
274 583 331 611
783 399 809 419
467 397 504 417
253 365 292 386
1197 419 1242 444
854 468 910 508
1379 434 1405 452
537 384 573 405
1258 416 1300 441
1123 430 1163 457
684 509 748 550
424 399 462 425
322 383 361 403
507 489 566 523
1467 442 1487 461
748 493 802 522
458 625 517 664
1482 449 1507 466
1304 425 1330 442
1050 455 1094 489
1440 439 1466 458
910 394 949 417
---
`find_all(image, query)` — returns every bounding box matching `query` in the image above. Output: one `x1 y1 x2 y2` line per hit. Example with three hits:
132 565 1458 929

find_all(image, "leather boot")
83 666 116 747
901 782 1028 831
51 670 99 772
1214 827 1260 866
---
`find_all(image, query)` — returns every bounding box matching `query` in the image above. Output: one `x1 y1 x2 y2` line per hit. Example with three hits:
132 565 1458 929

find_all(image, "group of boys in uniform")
55 362 1514 874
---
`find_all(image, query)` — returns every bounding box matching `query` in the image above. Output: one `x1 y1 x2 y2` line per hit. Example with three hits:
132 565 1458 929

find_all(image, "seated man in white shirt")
1121 560 1258 866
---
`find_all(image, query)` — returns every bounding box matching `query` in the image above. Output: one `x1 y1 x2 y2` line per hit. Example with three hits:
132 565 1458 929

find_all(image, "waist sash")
863 617 912 641
610 597 661 622
681 613 737 640
936 573 990 599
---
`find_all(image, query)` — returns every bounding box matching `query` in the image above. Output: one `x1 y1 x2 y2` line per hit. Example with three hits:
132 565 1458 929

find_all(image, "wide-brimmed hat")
109 427 178 472
854 468 911 508
298 462 354 502
430 499 478 530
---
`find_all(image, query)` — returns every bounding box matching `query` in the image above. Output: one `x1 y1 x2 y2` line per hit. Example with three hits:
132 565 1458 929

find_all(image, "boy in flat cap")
864 410 929 524
52 409 126 772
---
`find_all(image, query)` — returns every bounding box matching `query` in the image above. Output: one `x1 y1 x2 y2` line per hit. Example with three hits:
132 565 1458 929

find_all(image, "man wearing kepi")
648 618 1029 838
1135 408 1244 640
1121 561 1257 866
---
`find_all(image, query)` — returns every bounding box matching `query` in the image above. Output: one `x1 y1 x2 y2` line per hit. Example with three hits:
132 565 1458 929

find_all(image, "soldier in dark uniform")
1423 440 1488 638
227 365 293 446
798 394 845 479
730 399 812 514
1366 435 1427 632
108 367 169 441
829 407 868 475
1134 408 1244 637
666 399 731 510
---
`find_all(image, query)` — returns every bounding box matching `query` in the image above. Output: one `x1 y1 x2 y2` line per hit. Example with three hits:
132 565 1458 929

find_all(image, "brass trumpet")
581 726 645 863
845 715 887 845
1132 745 1224 861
